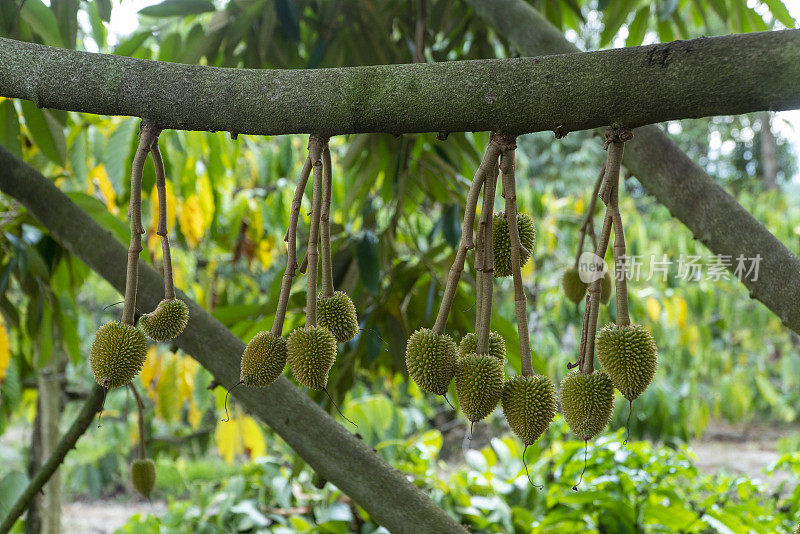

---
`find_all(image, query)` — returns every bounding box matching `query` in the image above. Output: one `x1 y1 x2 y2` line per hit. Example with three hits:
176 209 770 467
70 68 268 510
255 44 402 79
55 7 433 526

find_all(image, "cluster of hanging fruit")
229 135 358 424
405 128 658 488
88 122 189 498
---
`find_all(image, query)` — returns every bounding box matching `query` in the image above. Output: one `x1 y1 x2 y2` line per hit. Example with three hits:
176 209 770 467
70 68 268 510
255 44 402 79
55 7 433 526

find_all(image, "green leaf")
65 192 130 247
20 101 66 166
658 0 679 22
69 129 88 187
626 6 650 47
274 0 300 42
105 118 137 191
96 0 112 22
0 471 29 516
357 231 380 293
114 30 151 57
763 0 795 27
139 0 216 18
20 0 63 47
0 100 21 157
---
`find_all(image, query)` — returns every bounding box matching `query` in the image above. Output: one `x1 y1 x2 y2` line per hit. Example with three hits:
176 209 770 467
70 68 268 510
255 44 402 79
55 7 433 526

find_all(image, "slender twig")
580 212 611 374
320 146 334 298
122 123 159 326
413 0 427 63
271 156 312 337
499 134 533 377
128 383 146 460
306 135 327 327
574 164 605 269
0 385 104 533
603 129 632 326
475 159 498 355
150 134 175 300
431 139 501 335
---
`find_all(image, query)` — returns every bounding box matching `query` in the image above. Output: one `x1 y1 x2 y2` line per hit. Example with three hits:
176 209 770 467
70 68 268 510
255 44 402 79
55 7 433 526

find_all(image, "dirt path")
62 499 166 533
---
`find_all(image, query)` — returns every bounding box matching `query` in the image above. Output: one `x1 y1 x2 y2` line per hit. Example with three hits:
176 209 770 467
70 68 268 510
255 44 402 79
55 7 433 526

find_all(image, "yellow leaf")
675 296 687 328
215 418 240 464
156 355 179 422
149 180 177 234
574 197 585 215
177 355 197 405
140 347 160 390
240 416 266 459
188 399 202 430
256 236 275 270
178 195 205 247
0 316 10 382
197 174 215 227
90 164 118 214
646 297 661 322
248 201 263 241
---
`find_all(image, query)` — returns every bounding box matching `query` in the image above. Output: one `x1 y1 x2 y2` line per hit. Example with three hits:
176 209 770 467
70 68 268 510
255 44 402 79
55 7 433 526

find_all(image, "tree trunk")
760 111 778 190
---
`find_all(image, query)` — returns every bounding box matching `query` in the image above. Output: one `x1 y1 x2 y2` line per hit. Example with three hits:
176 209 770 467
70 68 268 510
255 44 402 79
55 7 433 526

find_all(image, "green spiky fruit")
240 331 287 387
562 267 587 304
318 291 359 343
287 326 337 390
493 212 536 278
794 524 799 534
90 321 148 388
405 328 457 395
455 353 504 422
600 270 613 305
502 375 557 445
131 458 156 498
596 323 657 401
458 331 505 363
139 299 189 341
559 370 614 441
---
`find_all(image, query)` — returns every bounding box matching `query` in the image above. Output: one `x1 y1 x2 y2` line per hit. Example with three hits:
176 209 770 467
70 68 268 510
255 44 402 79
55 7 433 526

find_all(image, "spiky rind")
600 270 613 305
455 353 504 422
502 375 557 445
287 326 337 390
493 212 536 278
405 328 457 395
317 291 359 343
596 323 657 401
559 370 614 441
240 331 287 387
90 321 148 389
562 268 587 304
131 458 156 498
139 299 189 341
458 331 505 363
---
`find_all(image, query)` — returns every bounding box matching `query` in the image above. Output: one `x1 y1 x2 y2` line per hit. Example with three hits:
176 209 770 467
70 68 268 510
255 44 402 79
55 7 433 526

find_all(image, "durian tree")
0 0 799 532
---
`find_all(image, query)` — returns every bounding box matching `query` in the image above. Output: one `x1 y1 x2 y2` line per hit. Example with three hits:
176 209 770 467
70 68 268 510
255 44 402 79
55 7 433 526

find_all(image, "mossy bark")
0 32 798 136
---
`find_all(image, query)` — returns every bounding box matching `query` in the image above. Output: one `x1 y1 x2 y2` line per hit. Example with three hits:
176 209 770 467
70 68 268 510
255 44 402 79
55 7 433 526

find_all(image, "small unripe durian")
493 212 536 278
131 458 156 498
562 267 587 304
600 270 613 305
559 370 614 441
240 331 287 387
317 291 359 343
139 299 189 341
596 323 657 401
287 326 337 390
502 375 557 445
90 321 148 388
405 328 457 395
455 353 504 422
458 331 505 363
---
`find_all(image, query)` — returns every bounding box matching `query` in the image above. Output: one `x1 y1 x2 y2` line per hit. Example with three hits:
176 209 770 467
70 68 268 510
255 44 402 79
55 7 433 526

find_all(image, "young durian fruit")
90 321 148 388
502 375 557 445
317 291 359 343
287 326 337 390
405 328 457 395
596 323 657 401
458 331 506 363
240 331 287 387
559 370 614 441
455 353 504 423
599 270 613 305
493 212 536 278
561 267 587 304
131 458 156 498
139 298 189 341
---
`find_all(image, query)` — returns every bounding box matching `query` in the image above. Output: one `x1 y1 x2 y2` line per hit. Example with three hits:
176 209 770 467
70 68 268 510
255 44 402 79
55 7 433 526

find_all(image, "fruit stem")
128 383 146 460
603 130 631 326
574 163 605 270
580 211 612 374
272 155 312 337
149 133 176 301
122 122 159 326
320 145 335 298
431 136 500 335
475 157 498 355
305 135 328 328
498 134 533 378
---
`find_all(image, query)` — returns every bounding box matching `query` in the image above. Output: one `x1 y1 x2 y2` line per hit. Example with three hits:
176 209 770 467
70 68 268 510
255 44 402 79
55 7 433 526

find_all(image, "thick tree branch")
0 32 798 136
0 146 466 534
470 0 800 336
